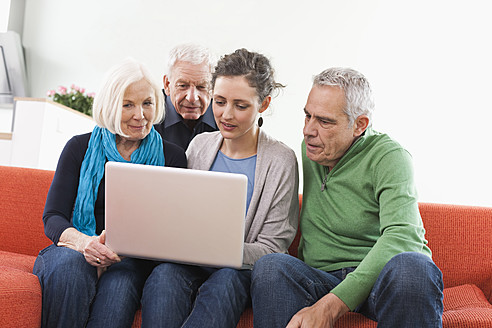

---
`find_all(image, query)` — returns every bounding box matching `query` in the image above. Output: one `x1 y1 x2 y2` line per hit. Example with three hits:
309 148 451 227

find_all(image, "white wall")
20 0 492 206
0 0 10 32
0 0 26 34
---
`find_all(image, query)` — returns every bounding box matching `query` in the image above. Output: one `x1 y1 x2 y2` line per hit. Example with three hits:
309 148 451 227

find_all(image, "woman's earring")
258 115 263 127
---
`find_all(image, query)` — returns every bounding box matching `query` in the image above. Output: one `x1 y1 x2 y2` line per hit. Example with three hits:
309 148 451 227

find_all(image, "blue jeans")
141 262 251 328
33 244 154 328
251 252 443 328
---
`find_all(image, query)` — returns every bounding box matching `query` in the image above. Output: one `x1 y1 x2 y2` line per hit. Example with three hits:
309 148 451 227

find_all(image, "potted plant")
47 84 95 117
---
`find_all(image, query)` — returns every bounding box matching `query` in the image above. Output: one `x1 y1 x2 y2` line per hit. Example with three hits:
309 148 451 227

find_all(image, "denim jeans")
33 244 154 328
141 262 251 328
251 252 443 328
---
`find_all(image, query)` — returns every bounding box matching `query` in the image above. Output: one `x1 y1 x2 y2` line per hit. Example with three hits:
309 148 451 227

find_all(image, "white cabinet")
7 98 95 170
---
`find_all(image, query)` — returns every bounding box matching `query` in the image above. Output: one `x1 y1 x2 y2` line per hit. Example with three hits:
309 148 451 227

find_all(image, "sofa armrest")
0 166 53 256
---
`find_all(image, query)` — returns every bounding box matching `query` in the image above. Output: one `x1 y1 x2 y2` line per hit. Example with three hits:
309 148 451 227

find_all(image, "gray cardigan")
186 130 299 266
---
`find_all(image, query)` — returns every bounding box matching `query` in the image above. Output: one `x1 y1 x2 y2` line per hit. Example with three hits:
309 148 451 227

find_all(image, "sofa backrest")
0 165 53 256
1 165 491 303
289 198 492 303
419 202 492 302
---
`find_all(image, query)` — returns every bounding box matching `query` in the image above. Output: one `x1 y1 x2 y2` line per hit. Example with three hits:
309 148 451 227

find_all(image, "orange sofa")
1 165 491 328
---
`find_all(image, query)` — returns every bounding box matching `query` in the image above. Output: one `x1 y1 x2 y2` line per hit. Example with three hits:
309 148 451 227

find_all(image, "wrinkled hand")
83 230 121 267
286 293 349 328
58 229 121 268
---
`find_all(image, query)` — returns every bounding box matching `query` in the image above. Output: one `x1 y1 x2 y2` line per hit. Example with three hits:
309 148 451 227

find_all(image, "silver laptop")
104 161 247 269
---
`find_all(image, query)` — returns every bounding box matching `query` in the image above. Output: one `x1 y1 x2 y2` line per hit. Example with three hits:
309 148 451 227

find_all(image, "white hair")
167 43 215 78
313 67 374 127
92 58 164 137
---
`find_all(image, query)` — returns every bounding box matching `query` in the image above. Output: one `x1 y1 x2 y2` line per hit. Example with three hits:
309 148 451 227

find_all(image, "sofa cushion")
132 309 142 328
237 307 253 327
0 250 37 273
443 284 492 327
0 266 42 328
0 249 147 328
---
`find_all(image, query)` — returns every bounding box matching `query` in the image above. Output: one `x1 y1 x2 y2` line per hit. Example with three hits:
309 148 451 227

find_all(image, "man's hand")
286 293 350 328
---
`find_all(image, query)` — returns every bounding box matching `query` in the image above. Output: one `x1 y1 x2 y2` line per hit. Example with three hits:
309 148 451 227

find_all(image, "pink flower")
87 92 96 98
57 86 67 95
46 90 56 97
71 84 80 92
80 88 85 94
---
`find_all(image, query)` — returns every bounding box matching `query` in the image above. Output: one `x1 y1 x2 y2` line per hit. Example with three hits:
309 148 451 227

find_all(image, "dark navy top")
154 93 217 151
42 132 187 244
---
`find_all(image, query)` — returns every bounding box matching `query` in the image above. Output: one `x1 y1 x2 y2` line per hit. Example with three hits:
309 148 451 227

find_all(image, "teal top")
299 128 431 311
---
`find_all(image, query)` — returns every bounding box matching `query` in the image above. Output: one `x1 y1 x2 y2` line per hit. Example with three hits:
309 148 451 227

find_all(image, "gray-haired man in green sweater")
251 68 444 328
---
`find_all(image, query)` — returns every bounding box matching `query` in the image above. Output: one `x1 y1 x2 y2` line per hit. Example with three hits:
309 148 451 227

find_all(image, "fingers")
85 248 120 267
286 316 301 328
98 230 106 244
83 235 121 267
285 304 335 328
95 230 121 262
286 309 306 328
84 251 106 267
56 241 78 251
97 266 107 279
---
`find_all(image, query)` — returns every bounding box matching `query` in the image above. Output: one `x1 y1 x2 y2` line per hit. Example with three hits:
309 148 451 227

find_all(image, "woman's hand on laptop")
85 230 121 267
58 228 121 267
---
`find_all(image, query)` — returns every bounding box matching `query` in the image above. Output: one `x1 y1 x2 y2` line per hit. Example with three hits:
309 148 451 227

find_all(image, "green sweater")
299 128 431 311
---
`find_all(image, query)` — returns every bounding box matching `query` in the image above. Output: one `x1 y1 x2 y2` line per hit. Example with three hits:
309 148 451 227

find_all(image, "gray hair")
313 67 374 126
167 43 215 78
93 58 164 137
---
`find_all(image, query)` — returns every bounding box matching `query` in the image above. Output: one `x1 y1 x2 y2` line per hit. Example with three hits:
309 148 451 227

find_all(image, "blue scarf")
72 126 165 235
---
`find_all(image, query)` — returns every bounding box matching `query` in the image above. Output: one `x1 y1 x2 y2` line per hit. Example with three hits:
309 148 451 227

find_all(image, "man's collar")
200 101 217 128
163 94 182 128
163 92 216 129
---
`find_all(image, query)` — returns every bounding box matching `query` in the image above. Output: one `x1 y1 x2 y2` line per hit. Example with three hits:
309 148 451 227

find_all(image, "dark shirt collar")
200 101 217 128
163 92 216 129
163 95 184 128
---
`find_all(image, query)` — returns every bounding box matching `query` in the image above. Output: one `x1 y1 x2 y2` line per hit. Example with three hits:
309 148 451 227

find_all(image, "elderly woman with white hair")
33 58 186 328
